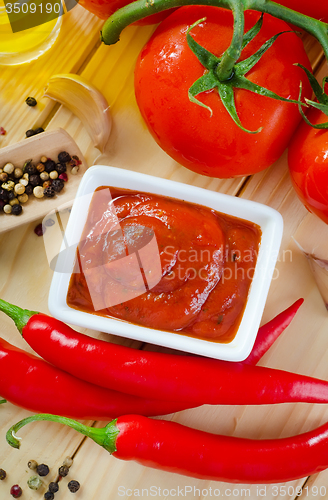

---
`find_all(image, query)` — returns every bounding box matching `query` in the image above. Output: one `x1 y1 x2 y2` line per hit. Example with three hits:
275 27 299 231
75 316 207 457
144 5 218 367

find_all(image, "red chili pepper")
243 298 304 365
0 337 193 419
0 299 312 406
7 412 328 484
0 299 303 403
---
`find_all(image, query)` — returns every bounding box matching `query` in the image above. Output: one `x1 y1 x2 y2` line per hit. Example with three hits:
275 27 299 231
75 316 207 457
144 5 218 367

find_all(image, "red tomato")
275 1 328 22
134 7 312 178
288 108 328 225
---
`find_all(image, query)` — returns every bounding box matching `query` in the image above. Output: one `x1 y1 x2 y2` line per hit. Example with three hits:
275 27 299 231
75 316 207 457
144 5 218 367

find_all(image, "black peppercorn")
12 204 22 216
0 200 5 211
36 463 50 477
55 163 67 174
58 465 69 477
24 163 37 176
34 127 44 134
58 151 71 163
44 186 55 198
0 468 6 480
29 174 41 187
48 482 59 494
25 184 33 195
44 160 56 173
25 97 37 107
26 129 36 137
51 179 64 193
0 188 9 202
8 191 16 201
67 480 80 493
44 491 54 500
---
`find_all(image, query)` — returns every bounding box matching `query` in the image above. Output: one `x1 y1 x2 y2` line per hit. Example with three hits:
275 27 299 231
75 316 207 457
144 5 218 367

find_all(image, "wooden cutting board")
0 7 328 500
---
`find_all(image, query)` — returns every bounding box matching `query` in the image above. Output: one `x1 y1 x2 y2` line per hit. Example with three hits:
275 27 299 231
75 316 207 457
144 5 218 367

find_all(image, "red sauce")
67 187 261 343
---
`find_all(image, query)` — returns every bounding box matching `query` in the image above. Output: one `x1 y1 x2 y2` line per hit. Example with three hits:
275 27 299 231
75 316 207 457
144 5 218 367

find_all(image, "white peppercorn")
28 460 38 470
40 171 49 181
63 456 73 468
14 167 23 178
49 170 58 180
3 204 12 214
3 162 14 175
14 183 25 195
9 198 19 206
71 166 79 175
40 156 48 163
22 173 29 181
33 186 44 199
19 178 28 187
18 193 28 204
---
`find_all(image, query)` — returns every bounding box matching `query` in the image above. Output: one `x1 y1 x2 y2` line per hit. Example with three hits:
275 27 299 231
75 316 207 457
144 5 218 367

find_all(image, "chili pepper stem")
100 0 328 63
0 298 37 335
6 414 119 454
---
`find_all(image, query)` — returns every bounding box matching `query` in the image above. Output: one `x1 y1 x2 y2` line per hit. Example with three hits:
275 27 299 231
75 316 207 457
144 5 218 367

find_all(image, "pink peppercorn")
10 485 22 498
34 223 45 236
0 127 6 135
59 173 68 182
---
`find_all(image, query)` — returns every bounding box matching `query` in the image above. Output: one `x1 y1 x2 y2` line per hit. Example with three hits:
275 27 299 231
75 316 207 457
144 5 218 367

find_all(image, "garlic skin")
306 255 328 311
44 74 111 153
292 214 328 311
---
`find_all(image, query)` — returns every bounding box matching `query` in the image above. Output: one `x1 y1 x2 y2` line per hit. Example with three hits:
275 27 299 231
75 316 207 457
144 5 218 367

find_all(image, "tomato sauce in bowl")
67 186 261 343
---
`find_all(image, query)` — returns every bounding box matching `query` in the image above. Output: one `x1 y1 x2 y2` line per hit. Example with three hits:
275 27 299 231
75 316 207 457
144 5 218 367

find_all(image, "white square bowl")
48 165 283 361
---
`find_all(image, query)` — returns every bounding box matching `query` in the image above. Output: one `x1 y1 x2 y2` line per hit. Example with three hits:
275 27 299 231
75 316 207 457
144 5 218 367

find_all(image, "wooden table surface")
1 6 328 500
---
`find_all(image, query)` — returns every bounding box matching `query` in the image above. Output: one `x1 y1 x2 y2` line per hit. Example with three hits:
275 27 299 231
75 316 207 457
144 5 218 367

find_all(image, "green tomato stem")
215 0 244 81
100 0 328 65
6 414 120 454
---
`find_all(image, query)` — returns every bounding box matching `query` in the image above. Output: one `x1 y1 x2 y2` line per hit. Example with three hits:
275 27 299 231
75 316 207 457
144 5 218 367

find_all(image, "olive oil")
0 0 61 64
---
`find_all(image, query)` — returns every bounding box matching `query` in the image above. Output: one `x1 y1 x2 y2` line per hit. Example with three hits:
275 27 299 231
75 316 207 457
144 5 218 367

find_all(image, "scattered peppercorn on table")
1 5 328 499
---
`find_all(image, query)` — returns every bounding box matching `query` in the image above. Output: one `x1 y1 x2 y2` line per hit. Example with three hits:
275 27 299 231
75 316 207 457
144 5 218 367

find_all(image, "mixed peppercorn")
0 152 81 216
26 128 44 137
0 456 80 498
25 97 37 107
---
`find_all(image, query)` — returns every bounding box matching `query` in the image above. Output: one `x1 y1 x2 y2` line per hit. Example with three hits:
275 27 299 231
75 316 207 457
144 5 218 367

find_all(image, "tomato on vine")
133 7 312 177
276 1 328 23
79 0 328 25
288 68 328 225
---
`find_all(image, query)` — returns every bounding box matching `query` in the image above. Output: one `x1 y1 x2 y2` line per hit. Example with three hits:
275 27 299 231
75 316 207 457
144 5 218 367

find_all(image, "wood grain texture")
0 12 327 500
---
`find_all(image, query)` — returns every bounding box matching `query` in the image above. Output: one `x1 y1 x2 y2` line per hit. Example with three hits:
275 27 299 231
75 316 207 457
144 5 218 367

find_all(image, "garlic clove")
306 254 328 310
292 213 328 310
44 74 111 153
